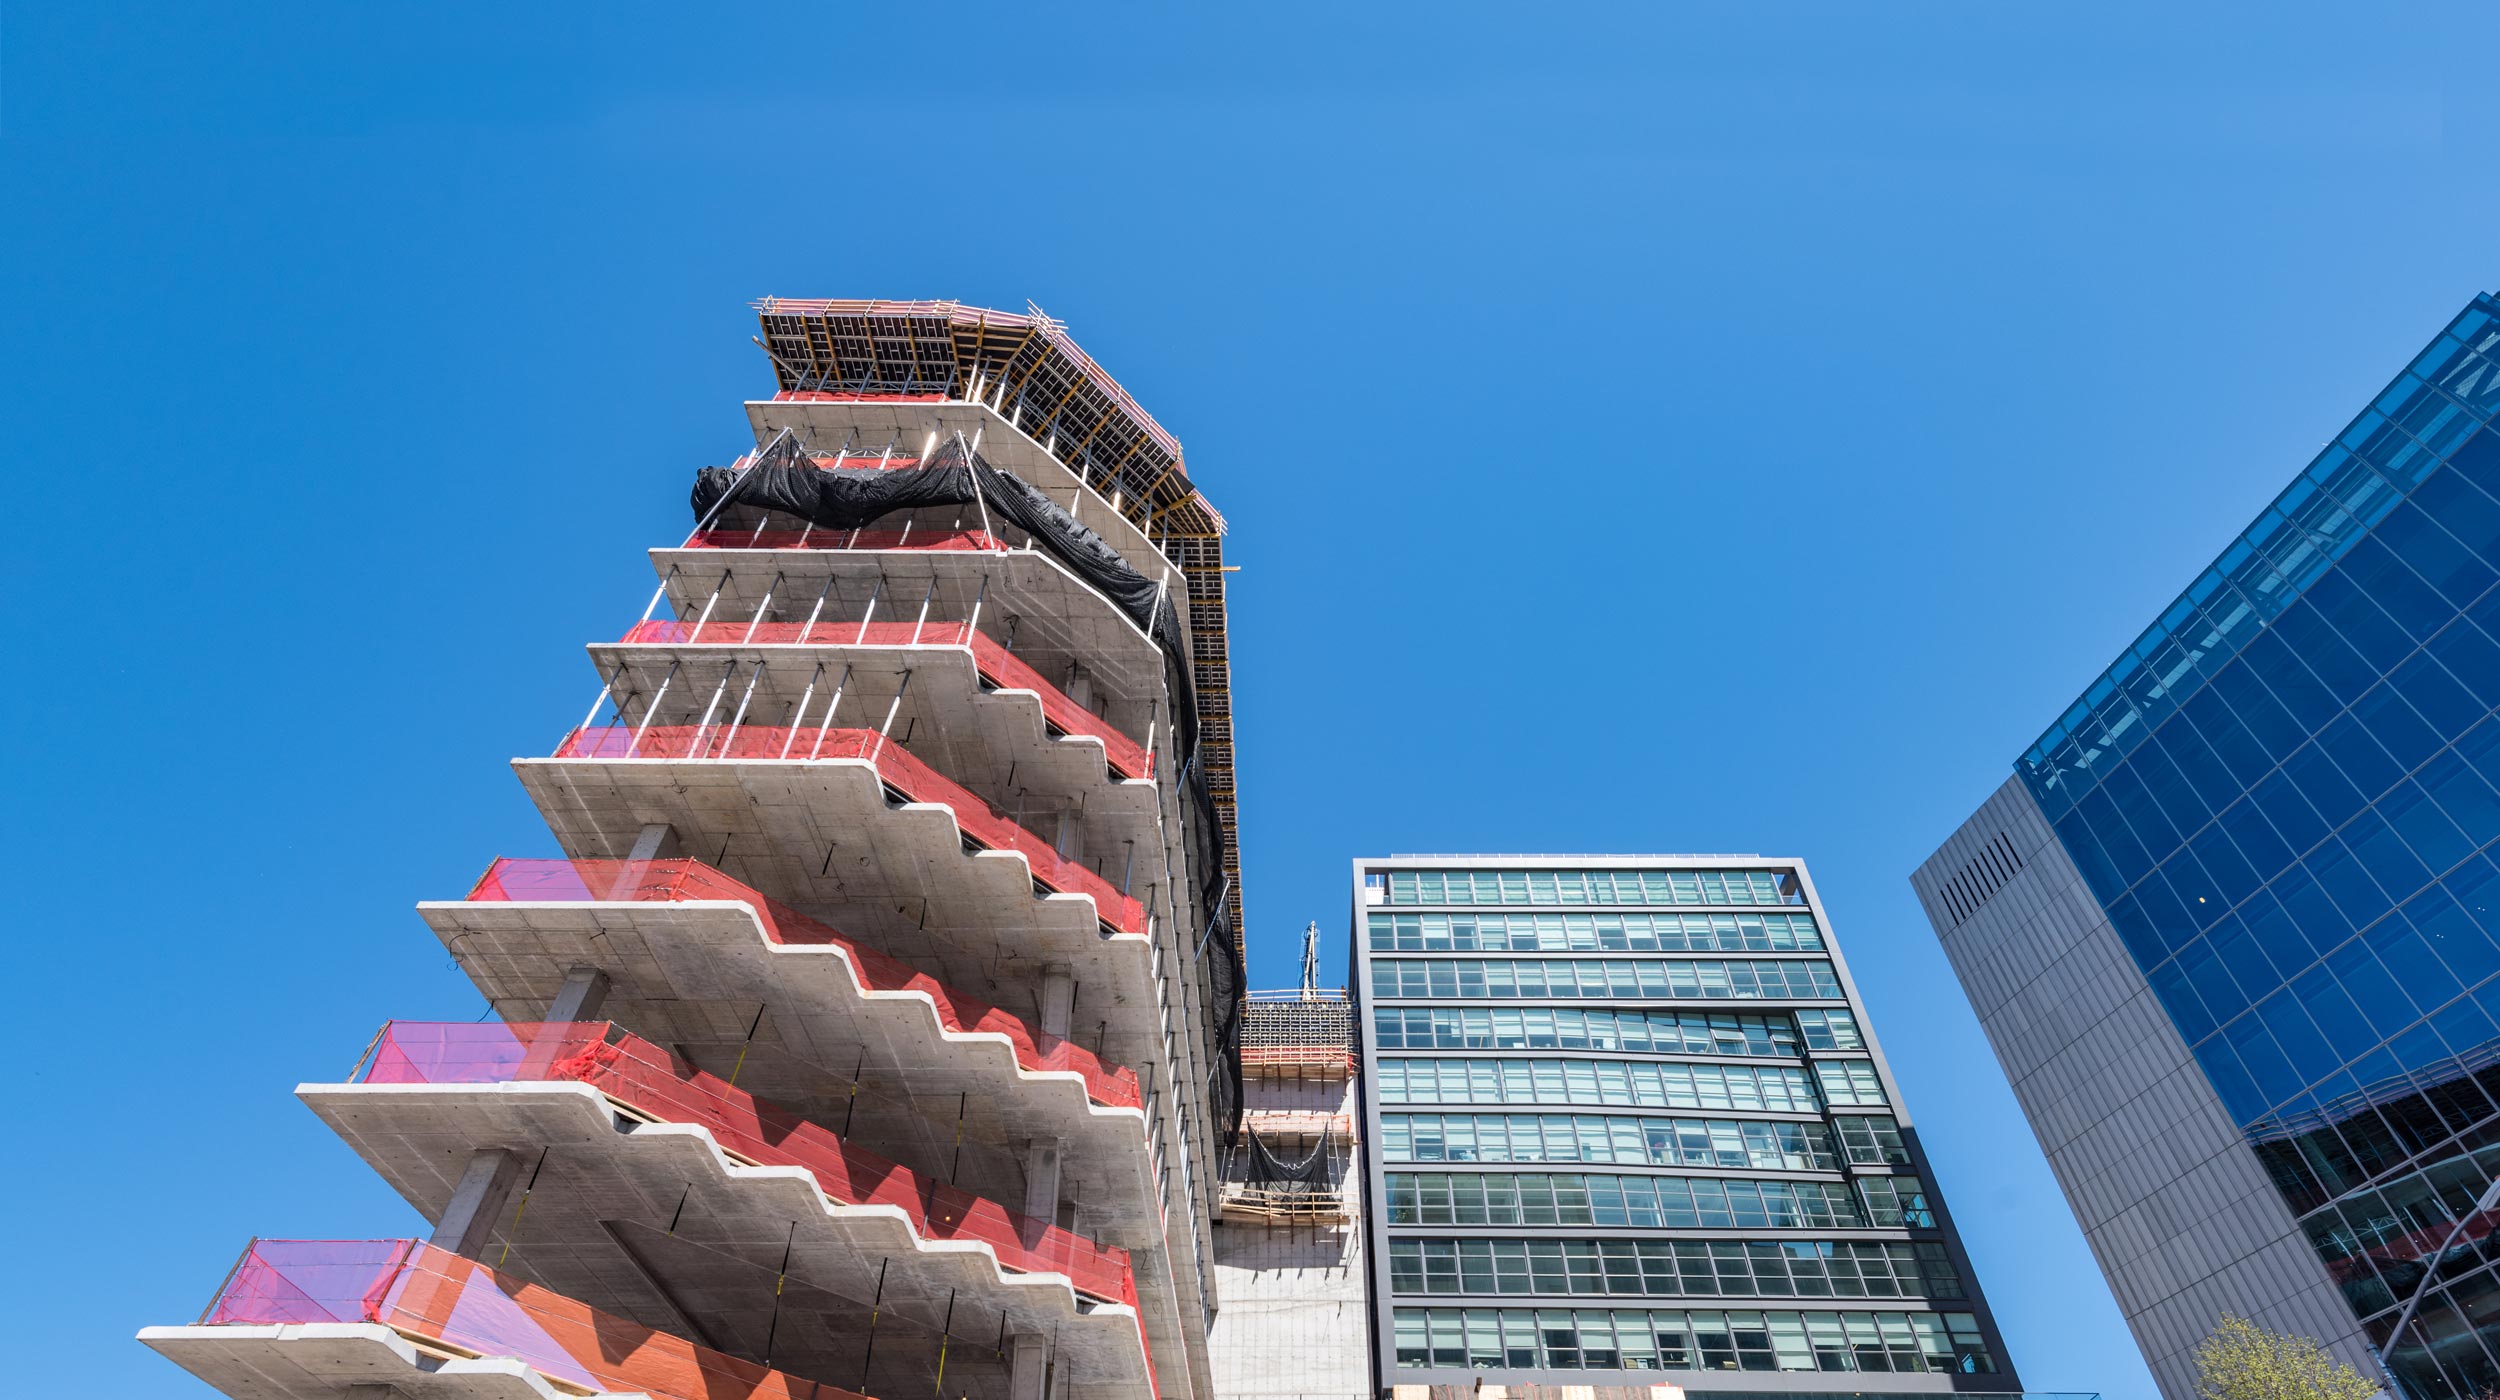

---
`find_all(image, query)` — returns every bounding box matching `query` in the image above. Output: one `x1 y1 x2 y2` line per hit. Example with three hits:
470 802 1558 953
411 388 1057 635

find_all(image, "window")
1386 1172 1867 1228
1369 957 1842 1001
1382 869 1802 907
1385 1237 1962 1299
1378 1057 1823 1110
1381 1113 1842 1170
1388 1306 1993 1373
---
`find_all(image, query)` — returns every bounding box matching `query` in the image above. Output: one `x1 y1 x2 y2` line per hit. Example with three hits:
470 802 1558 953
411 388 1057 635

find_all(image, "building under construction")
140 300 1258 1400
1208 928 1372 1397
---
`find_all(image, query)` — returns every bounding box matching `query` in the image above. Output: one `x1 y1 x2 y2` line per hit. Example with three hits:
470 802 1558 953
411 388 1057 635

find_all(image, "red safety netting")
202 1238 873 1400
462 856 1140 1108
683 528 1006 552
773 391 949 403
615 618 1151 779
356 1021 1139 1310
547 727 1147 935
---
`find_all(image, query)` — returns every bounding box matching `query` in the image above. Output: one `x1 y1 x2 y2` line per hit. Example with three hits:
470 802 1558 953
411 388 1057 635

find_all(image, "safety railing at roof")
199 1238 872 1400
616 618 1151 779
685 527 1010 552
464 857 1142 1110
545 726 1147 936
352 1020 1139 1309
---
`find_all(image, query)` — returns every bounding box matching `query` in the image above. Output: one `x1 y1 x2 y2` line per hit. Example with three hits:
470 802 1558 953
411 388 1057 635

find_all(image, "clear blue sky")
4 5 2494 1397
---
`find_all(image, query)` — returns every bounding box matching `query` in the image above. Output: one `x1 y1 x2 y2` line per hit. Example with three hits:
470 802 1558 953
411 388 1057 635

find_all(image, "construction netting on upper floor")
747 299 1244 1011
692 431 1242 1131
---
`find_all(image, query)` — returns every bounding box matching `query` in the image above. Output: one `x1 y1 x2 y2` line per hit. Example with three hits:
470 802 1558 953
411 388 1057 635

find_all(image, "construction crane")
1299 921 1321 999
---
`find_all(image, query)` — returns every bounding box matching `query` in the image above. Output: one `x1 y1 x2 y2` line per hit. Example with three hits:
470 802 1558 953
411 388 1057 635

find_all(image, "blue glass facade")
2018 295 2500 1398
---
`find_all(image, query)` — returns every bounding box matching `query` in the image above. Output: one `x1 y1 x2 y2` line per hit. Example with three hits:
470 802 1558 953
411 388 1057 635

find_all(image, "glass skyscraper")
1354 855 2022 1395
1917 293 2500 1400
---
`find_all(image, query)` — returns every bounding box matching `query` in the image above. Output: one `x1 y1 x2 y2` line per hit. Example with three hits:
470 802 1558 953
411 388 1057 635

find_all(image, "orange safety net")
684 527 1007 552
617 618 1152 779
549 725 1147 936
465 856 1141 1109
358 1021 1141 1310
203 1238 874 1400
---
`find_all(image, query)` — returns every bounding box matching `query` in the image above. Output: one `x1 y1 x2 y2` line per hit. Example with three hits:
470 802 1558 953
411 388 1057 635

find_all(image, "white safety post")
778 661 826 759
573 662 632 750
634 563 682 633
873 669 914 762
909 576 938 646
686 661 737 758
806 664 854 760
796 572 837 644
627 659 680 758
854 575 885 644
740 571 784 645
688 569 732 641
716 661 767 758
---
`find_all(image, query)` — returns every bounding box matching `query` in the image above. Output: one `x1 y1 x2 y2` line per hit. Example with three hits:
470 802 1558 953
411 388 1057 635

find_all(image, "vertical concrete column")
431 1147 521 1257
1066 665 1094 714
1008 1333 1049 1400
605 823 681 900
547 966 610 1024
1022 1138 1065 1225
1038 965 1075 1042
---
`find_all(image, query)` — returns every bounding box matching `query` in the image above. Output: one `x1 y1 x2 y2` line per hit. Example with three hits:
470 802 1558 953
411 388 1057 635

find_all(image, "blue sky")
4 5 2495 1397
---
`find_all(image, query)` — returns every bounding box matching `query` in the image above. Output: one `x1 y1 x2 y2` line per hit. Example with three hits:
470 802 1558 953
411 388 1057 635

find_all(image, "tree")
2193 1315 2383 1400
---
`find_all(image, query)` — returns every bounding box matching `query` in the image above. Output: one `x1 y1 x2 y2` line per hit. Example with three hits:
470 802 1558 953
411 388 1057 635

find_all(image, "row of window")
1371 1007 1863 1057
1389 1238 1964 1302
1390 1306 1996 1374
1368 911 1825 954
1382 869 1799 908
1378 1057 1887 1112
1382 1112 1912 1172
2021 323 2497 817
1385 1172 1935 1229
1370 958 1842 1002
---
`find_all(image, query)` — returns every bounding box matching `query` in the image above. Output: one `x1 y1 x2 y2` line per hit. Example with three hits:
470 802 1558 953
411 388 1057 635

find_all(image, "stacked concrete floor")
141 300 1247 1400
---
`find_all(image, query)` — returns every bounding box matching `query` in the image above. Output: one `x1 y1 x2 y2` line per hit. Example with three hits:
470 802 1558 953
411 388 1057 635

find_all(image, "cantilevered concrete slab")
140 1324 637 1400
300 1080 1158 1400
580 637 1162 842
418 895 1158 1230
647 544 1168 725
511 756 1163 1051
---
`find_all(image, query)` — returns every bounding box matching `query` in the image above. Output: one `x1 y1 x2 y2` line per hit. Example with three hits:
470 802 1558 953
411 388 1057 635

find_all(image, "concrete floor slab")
415 896 1158 1230
140 1324 628 1400
298 1081 1156 1400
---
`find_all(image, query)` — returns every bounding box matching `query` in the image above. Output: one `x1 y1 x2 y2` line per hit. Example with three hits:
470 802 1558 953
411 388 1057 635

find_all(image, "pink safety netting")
203 1238 876 1400
547 727 1146 935
462 856 1140 1108
616 618 1151 778
354 1020 1141 1311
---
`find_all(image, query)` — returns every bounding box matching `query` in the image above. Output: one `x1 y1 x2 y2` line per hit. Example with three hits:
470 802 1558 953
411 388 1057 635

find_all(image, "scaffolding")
1241 989 1353 1076
752 298 1245 959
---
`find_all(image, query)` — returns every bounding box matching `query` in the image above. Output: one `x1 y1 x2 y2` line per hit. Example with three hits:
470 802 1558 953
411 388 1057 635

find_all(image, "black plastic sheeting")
1242 1124 1338 1188
692 436 1245 1131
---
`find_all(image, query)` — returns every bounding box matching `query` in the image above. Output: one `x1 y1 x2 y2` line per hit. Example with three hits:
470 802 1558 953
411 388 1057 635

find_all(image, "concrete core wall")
1207 1071 1370 1399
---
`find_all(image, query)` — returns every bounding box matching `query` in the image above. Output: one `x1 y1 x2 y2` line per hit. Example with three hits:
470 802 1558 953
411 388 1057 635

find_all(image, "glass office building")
1916 293 2500 1400
1355 855 2022 1395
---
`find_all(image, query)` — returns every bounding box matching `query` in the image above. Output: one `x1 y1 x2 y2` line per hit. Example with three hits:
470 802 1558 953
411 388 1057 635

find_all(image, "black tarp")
693 437 1245 1129
1241 1124 1337 1189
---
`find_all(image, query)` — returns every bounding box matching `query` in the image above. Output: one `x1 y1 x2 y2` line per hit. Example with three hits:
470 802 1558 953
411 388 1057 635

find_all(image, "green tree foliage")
2193 1315 2382 1400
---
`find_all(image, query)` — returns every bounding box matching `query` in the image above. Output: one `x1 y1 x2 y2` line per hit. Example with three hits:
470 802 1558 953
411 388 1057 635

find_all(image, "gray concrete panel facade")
1913 778 2373 1400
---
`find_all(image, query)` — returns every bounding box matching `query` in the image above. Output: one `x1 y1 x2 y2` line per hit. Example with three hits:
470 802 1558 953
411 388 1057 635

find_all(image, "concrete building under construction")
140 300 1267 1400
